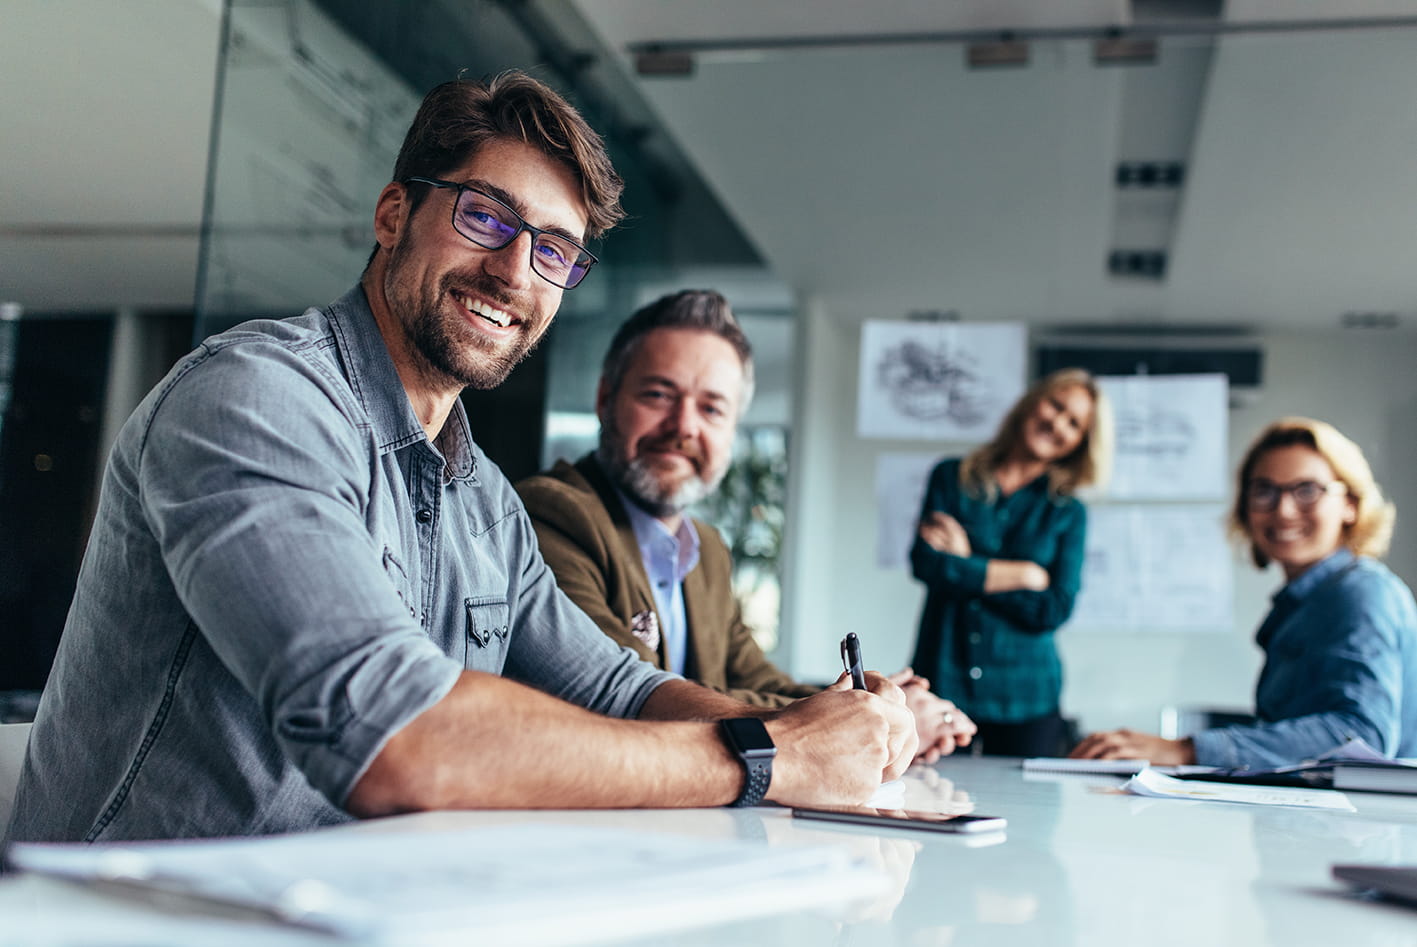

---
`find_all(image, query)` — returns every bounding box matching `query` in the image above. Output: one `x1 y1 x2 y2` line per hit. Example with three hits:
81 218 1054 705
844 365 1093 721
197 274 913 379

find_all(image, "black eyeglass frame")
1244 479 1349 513
403 176 598 289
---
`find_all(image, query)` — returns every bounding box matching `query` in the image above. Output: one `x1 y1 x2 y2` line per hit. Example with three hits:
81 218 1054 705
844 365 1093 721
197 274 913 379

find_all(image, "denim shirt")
6 285 674 843
1191 549 1417 769
909 458 1087 723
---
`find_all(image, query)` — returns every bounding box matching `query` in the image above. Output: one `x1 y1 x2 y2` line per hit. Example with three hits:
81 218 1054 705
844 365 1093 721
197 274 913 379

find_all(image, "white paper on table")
1121 767 1355 811
6 823 888 945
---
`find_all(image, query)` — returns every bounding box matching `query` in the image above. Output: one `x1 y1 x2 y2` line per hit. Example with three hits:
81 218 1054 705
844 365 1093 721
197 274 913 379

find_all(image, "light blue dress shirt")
616 490 701 676
1192 548 1417 769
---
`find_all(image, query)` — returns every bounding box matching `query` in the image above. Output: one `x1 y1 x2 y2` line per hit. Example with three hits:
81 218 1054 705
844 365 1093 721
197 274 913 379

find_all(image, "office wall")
779 309 1417 733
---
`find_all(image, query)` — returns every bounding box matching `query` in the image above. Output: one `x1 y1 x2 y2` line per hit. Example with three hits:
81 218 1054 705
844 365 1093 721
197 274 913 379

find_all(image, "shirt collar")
324 284 477 481
1274 547 1357 606
615 486 701 581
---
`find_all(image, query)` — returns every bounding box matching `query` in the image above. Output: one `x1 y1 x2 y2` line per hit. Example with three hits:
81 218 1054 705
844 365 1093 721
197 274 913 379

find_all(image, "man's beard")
391 263 540 391
598 416 726 519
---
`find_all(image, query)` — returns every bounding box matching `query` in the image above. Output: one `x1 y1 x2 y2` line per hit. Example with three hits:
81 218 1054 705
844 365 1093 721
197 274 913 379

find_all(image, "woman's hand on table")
1068 728 1197 766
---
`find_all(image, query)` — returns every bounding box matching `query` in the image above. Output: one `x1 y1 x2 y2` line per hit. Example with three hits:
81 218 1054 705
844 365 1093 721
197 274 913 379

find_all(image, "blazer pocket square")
630 609 661 652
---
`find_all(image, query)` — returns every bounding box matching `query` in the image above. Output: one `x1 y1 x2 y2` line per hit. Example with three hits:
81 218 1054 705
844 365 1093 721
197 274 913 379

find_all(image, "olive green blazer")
516 455 818 708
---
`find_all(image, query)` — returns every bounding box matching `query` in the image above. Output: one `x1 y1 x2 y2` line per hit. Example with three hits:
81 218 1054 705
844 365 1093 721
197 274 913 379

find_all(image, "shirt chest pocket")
464 596 511 671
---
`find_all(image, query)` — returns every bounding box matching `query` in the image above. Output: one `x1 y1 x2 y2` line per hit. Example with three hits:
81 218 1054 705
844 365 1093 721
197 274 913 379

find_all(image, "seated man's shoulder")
518 459 591 506
687 516 734 575
162 312 343 399
516 459 613 531
149 326 356 429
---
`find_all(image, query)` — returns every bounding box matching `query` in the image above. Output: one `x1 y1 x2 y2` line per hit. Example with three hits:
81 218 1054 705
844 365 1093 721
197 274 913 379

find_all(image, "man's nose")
481 232 535 290
1275 490 1302 515
663 398 699 438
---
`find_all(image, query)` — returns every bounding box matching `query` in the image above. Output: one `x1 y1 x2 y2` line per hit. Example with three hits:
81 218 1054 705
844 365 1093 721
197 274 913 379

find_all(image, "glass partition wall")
195 0 794 651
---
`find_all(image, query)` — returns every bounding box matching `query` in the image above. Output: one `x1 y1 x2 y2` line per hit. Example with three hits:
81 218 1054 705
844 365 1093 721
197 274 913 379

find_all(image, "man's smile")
453 290 518 331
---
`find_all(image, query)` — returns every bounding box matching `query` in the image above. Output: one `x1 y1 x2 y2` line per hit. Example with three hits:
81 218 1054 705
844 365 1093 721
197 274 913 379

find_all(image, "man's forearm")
346 671 744 815
637 677 774 721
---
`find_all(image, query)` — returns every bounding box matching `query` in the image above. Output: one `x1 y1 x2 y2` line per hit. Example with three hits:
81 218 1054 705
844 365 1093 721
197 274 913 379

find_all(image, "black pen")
840 632 867 690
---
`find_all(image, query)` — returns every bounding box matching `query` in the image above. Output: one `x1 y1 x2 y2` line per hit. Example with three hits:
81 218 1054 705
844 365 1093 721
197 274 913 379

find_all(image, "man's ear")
372 182 411 250
594 377 612 421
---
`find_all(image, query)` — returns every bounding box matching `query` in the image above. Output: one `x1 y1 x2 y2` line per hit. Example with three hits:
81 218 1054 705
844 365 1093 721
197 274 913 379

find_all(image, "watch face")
722 717 776 756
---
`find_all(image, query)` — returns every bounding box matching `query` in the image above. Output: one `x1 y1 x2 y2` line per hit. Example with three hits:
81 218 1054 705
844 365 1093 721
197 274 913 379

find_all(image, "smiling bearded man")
517 290 977 762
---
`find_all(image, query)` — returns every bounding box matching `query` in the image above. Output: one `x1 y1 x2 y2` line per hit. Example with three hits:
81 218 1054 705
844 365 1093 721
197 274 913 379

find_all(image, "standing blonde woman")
1072 417 1417 767
909 368 1112 756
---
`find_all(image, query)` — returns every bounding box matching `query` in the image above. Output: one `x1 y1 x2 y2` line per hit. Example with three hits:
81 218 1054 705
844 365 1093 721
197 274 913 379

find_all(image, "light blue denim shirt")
616 489 700 676
5 285 675 844
1192 548 1417 769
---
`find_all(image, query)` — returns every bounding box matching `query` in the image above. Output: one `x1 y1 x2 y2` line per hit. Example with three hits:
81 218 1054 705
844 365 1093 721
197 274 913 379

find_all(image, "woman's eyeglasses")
1245 479 1348 513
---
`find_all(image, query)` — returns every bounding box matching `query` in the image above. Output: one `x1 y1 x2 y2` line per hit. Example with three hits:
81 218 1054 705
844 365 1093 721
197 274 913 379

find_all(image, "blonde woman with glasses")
1072 417 1417 768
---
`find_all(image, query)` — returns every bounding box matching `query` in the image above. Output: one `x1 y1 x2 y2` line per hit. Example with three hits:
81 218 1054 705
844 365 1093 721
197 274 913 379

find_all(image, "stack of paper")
1122 767 1356 811
6 823 887 944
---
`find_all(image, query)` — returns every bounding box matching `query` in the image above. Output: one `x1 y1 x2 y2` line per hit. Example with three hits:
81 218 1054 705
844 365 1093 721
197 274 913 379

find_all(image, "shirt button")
416 509 433 523
969 667 983 680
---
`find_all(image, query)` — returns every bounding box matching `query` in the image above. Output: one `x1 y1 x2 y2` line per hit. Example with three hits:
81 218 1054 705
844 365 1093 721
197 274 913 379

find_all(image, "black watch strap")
731 755 772 809
719 718 776 808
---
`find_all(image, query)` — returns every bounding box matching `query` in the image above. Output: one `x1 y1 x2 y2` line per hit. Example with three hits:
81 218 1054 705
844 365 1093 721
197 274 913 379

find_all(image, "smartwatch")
719 717 776 808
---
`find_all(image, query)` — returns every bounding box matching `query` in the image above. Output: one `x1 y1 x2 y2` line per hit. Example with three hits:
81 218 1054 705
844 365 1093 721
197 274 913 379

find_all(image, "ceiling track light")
625 14 1417 63
967 39 1029 69
634 50 695 77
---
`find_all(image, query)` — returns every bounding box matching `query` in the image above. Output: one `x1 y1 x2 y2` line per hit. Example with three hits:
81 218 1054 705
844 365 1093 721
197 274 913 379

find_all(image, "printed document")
1122 767 1356 811
6 823 887 944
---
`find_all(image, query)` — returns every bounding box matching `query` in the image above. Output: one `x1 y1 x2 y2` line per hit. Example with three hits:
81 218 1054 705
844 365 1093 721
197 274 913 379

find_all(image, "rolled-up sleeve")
909 462 989 596
501 508 678 718
981 503 1087 632
140 341 461 805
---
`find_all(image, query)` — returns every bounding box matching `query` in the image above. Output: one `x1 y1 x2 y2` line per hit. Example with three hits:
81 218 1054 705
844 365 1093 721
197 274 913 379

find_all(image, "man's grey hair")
599 290 755 412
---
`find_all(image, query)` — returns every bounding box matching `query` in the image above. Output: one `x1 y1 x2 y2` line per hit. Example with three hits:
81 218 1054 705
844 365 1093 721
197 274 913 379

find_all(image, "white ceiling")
5 0 1417 335
566 0 1417 331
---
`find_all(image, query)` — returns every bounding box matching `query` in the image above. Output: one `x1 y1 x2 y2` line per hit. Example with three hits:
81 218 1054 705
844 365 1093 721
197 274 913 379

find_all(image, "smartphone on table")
791 805 1006 834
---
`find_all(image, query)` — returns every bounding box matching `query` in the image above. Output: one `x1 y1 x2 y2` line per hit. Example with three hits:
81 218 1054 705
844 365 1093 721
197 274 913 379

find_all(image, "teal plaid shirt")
909 458 1088 723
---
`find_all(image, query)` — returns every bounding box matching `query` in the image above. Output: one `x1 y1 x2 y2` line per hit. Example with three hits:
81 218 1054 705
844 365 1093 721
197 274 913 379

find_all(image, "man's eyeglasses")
403 177 597 289
1245 479 1348 513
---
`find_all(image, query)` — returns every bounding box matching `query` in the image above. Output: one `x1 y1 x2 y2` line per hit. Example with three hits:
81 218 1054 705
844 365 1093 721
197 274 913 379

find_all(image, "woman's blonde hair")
960 368 1113 499
1229 416 1395 568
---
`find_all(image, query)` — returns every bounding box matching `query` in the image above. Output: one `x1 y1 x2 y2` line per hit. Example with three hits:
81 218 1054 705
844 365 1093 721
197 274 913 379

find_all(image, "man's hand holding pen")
761 670 917 806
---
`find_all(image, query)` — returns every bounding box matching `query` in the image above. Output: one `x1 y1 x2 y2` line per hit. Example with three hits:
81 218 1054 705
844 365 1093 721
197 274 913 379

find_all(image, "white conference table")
3 754 1417 945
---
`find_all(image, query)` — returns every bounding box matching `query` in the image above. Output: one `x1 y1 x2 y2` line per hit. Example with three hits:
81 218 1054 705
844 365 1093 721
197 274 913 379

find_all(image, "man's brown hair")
391 71 624 238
